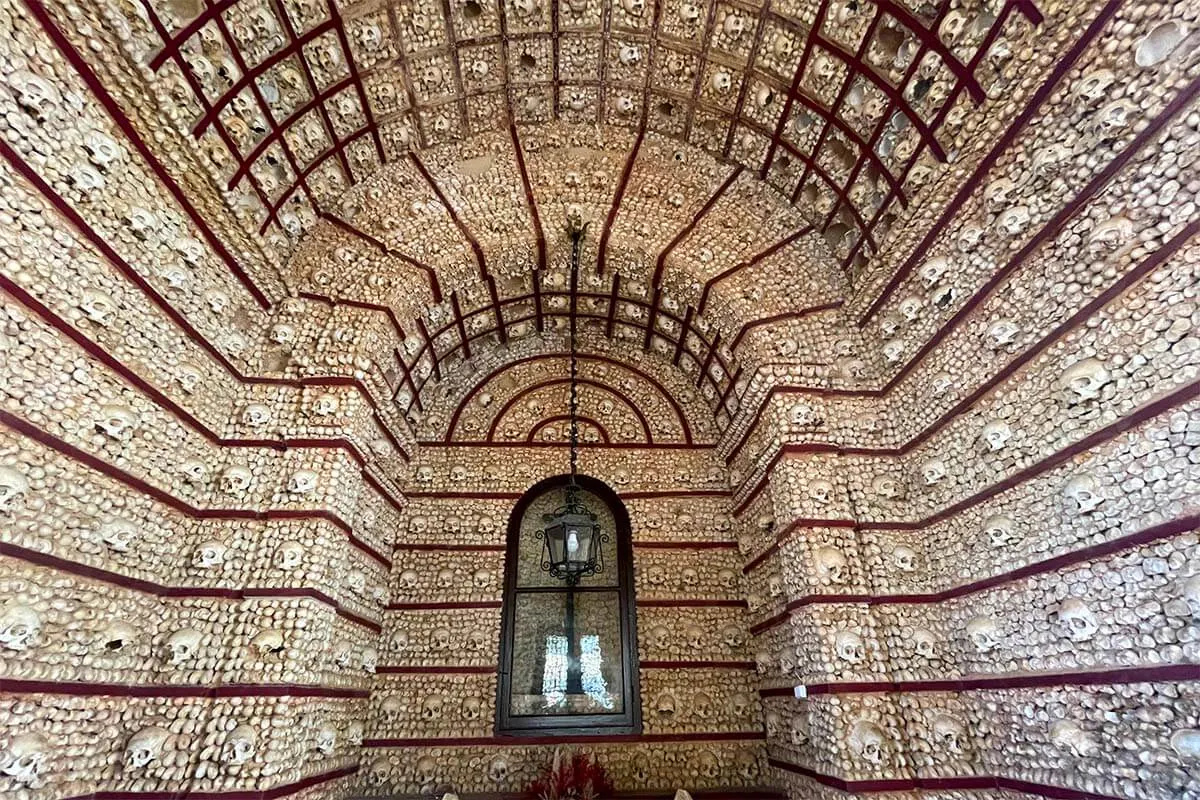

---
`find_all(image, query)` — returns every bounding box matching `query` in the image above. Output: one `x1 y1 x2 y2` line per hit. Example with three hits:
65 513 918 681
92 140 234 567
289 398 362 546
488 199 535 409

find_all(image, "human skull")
98 619 137 653
287 469 318 495
1 733 48 786
241 404 270 426
0 467 30 515
898 295 923 322
98 517 136 552
966 616 1002 653
222 724 257 766
648 624 671 650
921 459 947 486
176 362 203 394
361 647 378 673
981 420 1012 451
399 569 420 590
431 627 452 649
618 44 641 65
931 714 968 756
912 628 938 658
1064 473 1104 514
219 466 252 496
983 514 1021 547
892 545 918 572
717 568 737 590
711 69 733 92
461 696 482 721
164 627 201 665
815 546 847 584
274 541 304 571
834 629 865 664
250 628 285 658
0 603 42 651
346 721 364 747
655 691 676 715
489 756 509 783
314 725 336 756
986 319 1020 349
850 720 886 764
996 206 1031 236
472 568 493 590
436 568 456 589
681 567 699 587
449 465 468 482
984 177 1016 210
1058 598 1099 641
1060 357 1110 403
333 640 354 668
1049 719 1097 757
125 726 170 771
698 750 720 779
791 713 811 745
872 475 902 500
808 479 834 505
8 69 61 118
96 403 138 441
268 323 295 345
918 256 949 287
882 338 905 363
79 289 116 325
192 540 227 569
789 402 818 427
312 394 339 416
930 372 954 396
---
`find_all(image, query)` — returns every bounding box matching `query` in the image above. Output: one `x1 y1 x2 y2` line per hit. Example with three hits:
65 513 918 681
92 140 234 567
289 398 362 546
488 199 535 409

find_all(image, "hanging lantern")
537 489 605 585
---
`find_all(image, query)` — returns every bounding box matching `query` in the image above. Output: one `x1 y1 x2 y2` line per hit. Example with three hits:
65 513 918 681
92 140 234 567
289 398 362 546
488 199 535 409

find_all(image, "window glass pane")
508 590 625 716
515 487 618 589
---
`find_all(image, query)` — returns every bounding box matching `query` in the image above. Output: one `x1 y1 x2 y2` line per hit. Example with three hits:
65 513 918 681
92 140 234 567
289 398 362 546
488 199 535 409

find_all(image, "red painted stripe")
315 213 442 303
376 665 496 675
747 514 1200 635
697 227 812 314
366 731 765 747
0 541 382 633
598 127 646 276
0 410 392 570
59 765 356 800
483 377 656 443
147 0 239 70
394 543 506 552
634 541 741 550
641 660 756 670
638 599 748 609
4 679 369 699
509 123 546 272
769 759 1126 799
653 167 743 287
24 0 271 309
528 414 613 443
387 601 502 610
410 151 490 281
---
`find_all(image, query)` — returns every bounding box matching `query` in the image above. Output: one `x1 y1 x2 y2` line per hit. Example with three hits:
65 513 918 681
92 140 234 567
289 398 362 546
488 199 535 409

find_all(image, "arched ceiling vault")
87 0 1052 439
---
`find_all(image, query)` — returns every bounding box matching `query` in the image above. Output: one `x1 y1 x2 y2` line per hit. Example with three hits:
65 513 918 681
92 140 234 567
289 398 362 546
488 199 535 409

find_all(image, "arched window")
496 475 641 736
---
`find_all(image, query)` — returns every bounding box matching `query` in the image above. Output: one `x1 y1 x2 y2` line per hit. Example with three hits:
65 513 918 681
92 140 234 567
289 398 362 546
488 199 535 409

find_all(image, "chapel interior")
0 0 1198 798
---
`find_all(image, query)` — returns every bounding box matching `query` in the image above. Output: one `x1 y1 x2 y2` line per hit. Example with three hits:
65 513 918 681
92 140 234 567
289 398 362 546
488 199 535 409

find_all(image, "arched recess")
496 474 641 736
488 380 653 443
527 415 611 444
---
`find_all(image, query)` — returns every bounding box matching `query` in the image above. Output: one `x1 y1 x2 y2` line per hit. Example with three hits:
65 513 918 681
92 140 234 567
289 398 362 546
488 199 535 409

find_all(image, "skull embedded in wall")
1049 719 1097 757
219 466 253 497
0 467 30 515
898 295 923 322
996 206 1031 236
912 628 938 659
982 514 1021 548
929 372 954 396
96 403 138 441
450 465 468 482
125 726 171 771
287 469 318 495
274 541 304 571
164 627 202 665
849 720 886 764
379 695 405 723
655 691 677 716
986 319 1020 350
361 647 378 673
312 394 340 416
97 619 137 654
764 709 782 737
333 640 354 668
346 721 364 747
833 629 865 664
720 625 744 649
791 712 811 745
921 459 947 486
789 402 820 427
871 475 902 501
618 44 641 65
192 540 227 569
176 363 203 394
79 289 117 326
242 404 270 426
1063 473 1104 514
1059 358 1110 404
8 69 61 120
367 756 393 787
222 724 257 766
980 420 1012 452
488 756 510 783
698 750 720 780
461 696 482 721
808 479 834 505
97 517 136 553
892 545 918 572
683 623 705 650
918 256 949 287
0 602 42 651
730 691 752 717
814 546 847 584
1086 214 1134 257
931 714 968 756
1 733 48 787
984 178 1016 210
882 338 905 364
250 628 285 659
1057 597 1099 641
965 616 1002 653
436 568 456 589
431 627 453 650
1181 576 1200 618
314 725 336 756
681 567 699 588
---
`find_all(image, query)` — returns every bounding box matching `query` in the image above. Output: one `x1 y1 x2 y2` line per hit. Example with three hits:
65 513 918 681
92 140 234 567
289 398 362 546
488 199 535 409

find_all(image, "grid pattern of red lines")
143 0 1040 432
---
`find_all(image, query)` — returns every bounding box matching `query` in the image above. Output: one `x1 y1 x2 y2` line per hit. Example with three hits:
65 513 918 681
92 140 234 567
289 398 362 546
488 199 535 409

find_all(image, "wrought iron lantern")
537 487 606 585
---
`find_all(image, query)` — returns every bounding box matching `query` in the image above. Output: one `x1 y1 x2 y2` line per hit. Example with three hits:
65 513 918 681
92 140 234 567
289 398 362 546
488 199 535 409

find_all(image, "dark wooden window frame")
495 474 642 736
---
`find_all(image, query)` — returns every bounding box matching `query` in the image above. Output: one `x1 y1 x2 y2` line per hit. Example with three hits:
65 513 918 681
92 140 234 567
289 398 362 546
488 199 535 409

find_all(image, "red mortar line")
58 764 356 800
24 0 272 309
759 663 1200 698
365 731 765 747
637 599 747 609
409 151 491 282
529 414 612 443
4 679 369 699
257 127 374 233
0 540 382 633
387 601 501 611
0 410 393 571
634 541 740 550
652 167 744 287
856 0 1122 324
873 0 988 103
376 665 496 675
450 291 472 360
483 376 655 442
531 267 545 332
402 490 731 502
728 301 844 352
770 760 1128 800
696 227 813 314
641 660 756 670
486 273 508 344
0 277 408 510
445 353 697 444
724 217 1200 469
393 543 506 552
147 0 239 70
733 351 1200 520
509 123 547 272
424 441 714 450
746 514 1200 635
598 126 647 277
323 0 385 162
0 138 412 463
760 0 831 176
